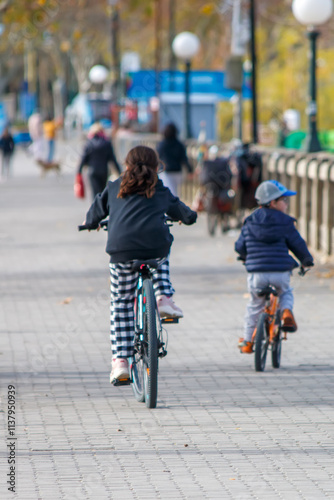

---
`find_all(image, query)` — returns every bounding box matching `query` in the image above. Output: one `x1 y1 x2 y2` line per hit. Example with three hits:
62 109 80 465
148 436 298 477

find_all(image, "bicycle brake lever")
298 267 310 276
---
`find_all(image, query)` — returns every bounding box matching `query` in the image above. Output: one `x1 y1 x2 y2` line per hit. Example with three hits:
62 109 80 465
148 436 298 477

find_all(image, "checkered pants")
109 259 174 359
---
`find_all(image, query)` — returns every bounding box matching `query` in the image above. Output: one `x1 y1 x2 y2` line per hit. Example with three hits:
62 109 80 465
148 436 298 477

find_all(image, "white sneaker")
156 295 183 319
110 358 130 383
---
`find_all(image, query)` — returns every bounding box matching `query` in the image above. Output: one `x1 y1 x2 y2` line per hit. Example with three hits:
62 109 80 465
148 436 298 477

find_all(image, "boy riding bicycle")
82 145 197 382
235 180 314 353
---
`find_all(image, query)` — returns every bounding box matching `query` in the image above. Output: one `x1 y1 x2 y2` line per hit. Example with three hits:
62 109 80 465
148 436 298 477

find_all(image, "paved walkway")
1 144 334 499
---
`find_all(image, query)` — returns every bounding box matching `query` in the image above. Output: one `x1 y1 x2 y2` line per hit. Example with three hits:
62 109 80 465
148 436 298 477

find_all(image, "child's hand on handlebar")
298 264 313 276
81 221 90 232
81 221 101 232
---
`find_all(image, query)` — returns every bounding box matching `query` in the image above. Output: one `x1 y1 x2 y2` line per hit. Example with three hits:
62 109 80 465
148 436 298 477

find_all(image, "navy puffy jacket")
235 208 313 272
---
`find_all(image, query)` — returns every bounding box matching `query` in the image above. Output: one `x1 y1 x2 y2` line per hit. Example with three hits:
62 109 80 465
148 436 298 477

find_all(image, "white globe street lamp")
89 65 109 85
292 0 332 26
172 32 200 139
172 32 200 62
292 0 333 152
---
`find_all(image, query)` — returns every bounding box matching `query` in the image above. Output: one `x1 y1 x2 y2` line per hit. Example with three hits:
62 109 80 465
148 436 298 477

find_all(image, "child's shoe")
281 309 297 332
156 295 183 318
238 338 254 354
110 358 130 384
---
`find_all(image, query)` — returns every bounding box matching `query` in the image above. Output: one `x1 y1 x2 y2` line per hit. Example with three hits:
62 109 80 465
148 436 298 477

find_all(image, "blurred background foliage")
1 0 334 139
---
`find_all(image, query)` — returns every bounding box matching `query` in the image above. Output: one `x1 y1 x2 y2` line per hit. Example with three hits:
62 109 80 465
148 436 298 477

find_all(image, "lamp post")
108 0 121 102
292 0 333 152
249 0 258 144
172 32 200 139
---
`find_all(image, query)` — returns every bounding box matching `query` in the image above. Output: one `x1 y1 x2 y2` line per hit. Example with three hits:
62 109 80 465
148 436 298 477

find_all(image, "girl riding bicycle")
82 145 197 383
235 180 314 353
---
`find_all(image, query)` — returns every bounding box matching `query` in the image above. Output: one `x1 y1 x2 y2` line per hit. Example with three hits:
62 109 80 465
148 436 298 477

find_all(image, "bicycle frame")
133 265 167 362
251 287 285 344
265 293 281 342
135 266 148 336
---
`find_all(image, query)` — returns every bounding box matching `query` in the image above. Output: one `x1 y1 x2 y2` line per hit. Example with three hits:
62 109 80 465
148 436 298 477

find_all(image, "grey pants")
244 271 293 341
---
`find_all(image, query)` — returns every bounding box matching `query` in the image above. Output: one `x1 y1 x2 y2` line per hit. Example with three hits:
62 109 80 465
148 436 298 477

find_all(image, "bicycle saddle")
131 259 161 271
256 285 278 297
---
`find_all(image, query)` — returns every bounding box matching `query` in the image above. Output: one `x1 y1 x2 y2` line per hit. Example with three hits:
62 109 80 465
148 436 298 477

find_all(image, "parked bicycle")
252 266 309 372
78 219 178 409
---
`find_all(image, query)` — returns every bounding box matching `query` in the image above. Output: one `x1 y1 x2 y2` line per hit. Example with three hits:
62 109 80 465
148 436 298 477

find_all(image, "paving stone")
0 144 333 500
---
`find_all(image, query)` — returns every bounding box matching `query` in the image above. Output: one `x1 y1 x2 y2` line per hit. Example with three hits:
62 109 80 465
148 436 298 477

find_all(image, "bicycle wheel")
272 312 282 369
131 352 145 403
254 313 269 372
143 279 158 408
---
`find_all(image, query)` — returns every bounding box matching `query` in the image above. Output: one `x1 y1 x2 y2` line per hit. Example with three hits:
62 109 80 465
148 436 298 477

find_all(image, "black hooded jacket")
85 178 197 263
157 138 192 173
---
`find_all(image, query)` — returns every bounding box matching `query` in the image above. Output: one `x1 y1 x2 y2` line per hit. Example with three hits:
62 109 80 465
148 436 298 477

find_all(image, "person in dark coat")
157 122 192 196
78 122 121 199
235 180 314 353
0 127 15 180
232 142 262 210
82 145 197 384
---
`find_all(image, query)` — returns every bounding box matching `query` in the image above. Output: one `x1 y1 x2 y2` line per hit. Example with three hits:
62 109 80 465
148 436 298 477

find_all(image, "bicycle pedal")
111 377 131 387
161 317 179 324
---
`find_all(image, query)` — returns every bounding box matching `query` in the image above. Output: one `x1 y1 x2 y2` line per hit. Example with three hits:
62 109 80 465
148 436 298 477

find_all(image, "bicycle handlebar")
165 216 179 227
298 264 313 276
78 216 180 232
78 217 178 232
236 257 312 276
78 220 108 231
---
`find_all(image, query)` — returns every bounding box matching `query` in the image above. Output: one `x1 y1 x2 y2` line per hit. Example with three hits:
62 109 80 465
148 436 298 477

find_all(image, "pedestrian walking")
157 122 193 196
78 122 121 200
0 127 15 180
43 115 61 163
28 112 45 162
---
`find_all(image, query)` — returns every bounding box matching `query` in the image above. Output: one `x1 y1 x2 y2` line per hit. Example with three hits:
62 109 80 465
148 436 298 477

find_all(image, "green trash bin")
284 131 307 150
325 130 334 152
318 130 329 150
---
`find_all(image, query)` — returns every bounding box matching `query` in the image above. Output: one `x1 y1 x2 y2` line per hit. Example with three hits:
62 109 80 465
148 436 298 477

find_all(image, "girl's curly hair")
118 145 159 199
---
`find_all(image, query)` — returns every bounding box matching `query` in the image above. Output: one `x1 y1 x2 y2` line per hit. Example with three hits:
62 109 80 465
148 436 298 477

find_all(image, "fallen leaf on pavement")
60 297 72 304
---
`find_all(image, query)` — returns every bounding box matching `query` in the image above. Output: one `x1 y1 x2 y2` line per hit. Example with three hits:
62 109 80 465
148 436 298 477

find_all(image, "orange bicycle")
253 266 309 372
